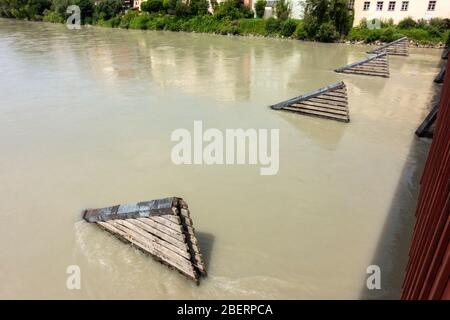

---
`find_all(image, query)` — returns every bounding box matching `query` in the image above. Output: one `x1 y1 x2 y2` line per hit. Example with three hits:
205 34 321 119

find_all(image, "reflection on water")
0 19 441 299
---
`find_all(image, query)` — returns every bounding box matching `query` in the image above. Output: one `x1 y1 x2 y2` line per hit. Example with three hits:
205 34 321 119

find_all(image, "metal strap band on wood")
335 52 389 78
83 197 207 283
269 81 350 123
367 37 409 56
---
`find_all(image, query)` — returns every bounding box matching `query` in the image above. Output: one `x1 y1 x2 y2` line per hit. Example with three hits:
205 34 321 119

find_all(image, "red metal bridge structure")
401 58 450 300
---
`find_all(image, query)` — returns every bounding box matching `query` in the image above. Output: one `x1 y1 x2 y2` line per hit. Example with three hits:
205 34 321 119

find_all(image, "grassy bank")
52 9 448 46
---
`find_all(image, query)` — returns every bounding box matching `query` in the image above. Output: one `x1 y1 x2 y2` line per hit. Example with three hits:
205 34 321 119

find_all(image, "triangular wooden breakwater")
367 37 409 56
83 197 207 283
270 81 350 122
335 52 390 78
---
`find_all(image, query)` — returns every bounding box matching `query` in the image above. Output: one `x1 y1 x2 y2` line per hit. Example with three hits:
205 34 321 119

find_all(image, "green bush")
429 18 450 33
119 10 138 29
129 14 151 29
275 0 290 21
214 0 253 20
254 0 266 19
316 22 338 42
42 10 64 23
238 18 266 35
94 0 123 21
141 0 164 13
280 19 298 37
294 21 307 39
398 17 417 29
265 16 281 34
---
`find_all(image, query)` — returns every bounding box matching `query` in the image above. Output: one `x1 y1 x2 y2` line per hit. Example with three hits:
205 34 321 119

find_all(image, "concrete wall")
353 0 450 26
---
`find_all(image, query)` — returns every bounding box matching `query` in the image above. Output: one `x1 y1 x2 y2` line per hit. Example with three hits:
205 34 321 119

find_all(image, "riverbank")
1 11 448 47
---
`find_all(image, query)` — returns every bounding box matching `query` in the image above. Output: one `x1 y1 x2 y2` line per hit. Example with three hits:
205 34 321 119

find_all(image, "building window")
363 1 370 11
348 0 355 9
401 1 409 11
428 1 437 11
376 1 383 11
388 1 395 11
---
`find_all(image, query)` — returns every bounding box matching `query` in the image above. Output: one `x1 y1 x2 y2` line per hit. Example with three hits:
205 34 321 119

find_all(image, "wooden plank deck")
269 81 350 122
335 53 390 78
367 37 409 56
83 197 207 283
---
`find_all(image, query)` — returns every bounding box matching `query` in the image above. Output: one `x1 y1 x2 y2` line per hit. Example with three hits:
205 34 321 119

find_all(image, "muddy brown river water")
0 18 441 299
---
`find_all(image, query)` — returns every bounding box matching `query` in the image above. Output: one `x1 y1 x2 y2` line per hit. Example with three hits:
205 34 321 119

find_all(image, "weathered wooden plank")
270 81 350 123
97 221 197 280
292 103 349 116
368 37 409 56
306 99 347 109
294 100 347 111
150 216 184 233
116 219 191 259
335 53 388 73
269 81 345 110
137 217 185 240
84 197 206 283
282 106 350 122
108 221 196 279
128 218 186 248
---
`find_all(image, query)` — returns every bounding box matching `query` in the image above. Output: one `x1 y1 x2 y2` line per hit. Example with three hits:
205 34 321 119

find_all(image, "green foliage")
254 0 265 19
238 18 266 35
398 17 417 29
214 0 253 20
294 21 307 39
42 9 64 22
129 12 150 29
280 18 298 37
94 0 123 21
118 9 137 28
141 0 164 13
316 21 337 42
275 0 290 21
0 0 52 20
264 16 280 33
189 0 208 16
303 0 352 40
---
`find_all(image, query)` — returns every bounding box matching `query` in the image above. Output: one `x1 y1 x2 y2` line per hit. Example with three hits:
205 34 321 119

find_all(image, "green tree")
93 0 123 20
141 0 164 13
254 0 265 18
275 0 290 21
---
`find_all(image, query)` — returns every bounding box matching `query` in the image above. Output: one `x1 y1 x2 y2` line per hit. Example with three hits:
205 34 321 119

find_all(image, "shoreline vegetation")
1 0 449 48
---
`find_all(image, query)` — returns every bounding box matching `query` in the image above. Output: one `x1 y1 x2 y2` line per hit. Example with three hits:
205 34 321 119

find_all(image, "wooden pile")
270 81 350 122
368 37 409 56
435 61 447 84
335 52 390 78
83 197 207 283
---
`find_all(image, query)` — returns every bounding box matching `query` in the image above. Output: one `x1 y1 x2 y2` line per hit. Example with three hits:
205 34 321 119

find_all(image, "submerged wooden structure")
415 104 438 138
434 61 447 84
270 81 350 122
335 52 390 78
83 197 207 283
367 37 409 56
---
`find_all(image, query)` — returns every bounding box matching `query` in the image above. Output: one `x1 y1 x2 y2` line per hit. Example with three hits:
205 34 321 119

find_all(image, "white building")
351 0 450 26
